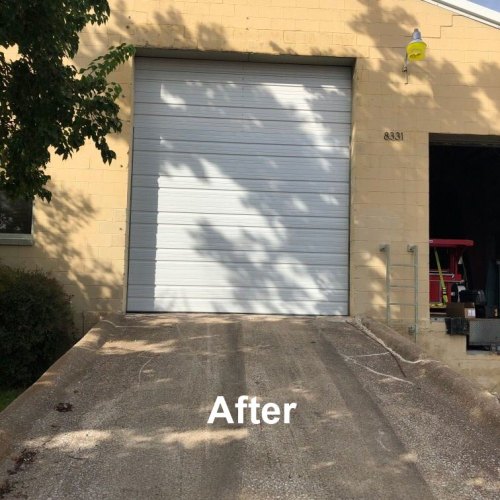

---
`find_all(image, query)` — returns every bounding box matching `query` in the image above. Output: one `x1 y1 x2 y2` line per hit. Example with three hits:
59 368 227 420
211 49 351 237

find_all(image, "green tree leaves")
0 1 134 200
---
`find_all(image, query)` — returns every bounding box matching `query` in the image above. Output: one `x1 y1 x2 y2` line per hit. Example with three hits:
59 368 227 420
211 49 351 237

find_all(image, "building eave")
422 0 500 28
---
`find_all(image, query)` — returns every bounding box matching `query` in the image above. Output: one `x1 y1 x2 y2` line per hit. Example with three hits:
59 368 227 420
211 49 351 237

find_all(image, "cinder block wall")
1 0 500 335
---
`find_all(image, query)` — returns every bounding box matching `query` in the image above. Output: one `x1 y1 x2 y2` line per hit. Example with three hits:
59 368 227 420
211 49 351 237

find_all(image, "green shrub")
0 265 76 388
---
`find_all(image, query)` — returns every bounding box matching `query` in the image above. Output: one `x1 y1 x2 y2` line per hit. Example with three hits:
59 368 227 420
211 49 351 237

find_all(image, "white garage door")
128 58 351 314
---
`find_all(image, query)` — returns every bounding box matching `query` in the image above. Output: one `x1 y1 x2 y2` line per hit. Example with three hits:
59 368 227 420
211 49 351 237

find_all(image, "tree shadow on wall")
346 0 500 319
270 0 500 319
72 1 500 319
4 188 124 333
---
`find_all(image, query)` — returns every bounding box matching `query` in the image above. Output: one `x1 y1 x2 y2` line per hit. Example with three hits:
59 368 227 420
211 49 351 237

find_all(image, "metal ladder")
379 244 419 340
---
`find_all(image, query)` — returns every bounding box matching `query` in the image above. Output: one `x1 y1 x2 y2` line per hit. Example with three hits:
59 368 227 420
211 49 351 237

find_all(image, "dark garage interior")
429 135 500 350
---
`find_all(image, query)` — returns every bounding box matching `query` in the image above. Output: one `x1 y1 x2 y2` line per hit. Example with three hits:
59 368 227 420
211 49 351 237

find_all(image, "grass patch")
0 388 23 412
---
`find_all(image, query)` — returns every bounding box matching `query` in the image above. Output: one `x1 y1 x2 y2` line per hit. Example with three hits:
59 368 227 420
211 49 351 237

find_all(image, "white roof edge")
422 0 500 28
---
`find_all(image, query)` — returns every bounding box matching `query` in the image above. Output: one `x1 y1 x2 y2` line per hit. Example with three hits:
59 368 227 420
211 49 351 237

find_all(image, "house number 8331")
384 131 404 141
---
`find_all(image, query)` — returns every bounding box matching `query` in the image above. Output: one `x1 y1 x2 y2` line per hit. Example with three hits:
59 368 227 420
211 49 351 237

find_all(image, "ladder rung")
381 243 419 332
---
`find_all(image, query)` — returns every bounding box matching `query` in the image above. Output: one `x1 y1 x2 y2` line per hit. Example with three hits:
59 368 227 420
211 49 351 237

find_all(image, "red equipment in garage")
429 239 474 309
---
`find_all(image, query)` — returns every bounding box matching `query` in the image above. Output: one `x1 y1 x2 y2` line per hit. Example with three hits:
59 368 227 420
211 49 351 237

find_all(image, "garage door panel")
128 285 347 302
129 248 348 266
134 139 350 157
136 69 352 88
133 123 351 148
136 58 352 82
132 151 350 181
128 261 348 288
135 81 351 106
135 130 350 148
134 116 351 133
135 65 352 88
135 90 351 113
130 224 349 254
134 103 351 124
135 77 351 94
128 58 351 315
131 188 349 217
132 174 349 195
130 212 348 230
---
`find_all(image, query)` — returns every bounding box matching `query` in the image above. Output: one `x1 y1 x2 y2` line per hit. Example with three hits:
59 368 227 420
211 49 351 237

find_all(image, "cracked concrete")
0 314 499 499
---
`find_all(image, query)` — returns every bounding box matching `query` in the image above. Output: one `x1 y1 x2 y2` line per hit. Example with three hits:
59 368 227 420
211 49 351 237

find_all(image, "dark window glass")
0 192 33 234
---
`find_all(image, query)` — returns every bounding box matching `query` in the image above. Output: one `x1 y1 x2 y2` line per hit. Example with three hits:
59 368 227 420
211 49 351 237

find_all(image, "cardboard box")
446 302 476 318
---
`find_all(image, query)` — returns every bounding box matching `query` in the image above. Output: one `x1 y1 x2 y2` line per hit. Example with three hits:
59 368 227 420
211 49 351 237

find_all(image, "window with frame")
0 191 33 245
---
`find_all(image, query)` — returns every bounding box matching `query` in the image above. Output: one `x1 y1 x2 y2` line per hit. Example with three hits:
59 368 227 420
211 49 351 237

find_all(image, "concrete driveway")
0 315 499 499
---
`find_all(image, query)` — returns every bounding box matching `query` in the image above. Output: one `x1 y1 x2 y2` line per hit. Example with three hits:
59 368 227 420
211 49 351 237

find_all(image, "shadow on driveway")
0 314 499 499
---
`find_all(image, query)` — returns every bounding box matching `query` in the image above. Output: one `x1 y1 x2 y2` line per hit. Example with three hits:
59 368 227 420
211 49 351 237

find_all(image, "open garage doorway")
429 134 500 350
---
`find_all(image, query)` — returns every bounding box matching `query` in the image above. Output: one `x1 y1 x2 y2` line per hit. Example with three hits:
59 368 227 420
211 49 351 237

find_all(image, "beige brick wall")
1 0 500 336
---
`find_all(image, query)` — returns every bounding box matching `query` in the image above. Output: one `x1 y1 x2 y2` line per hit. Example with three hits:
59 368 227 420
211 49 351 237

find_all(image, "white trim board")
422 0 500 28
